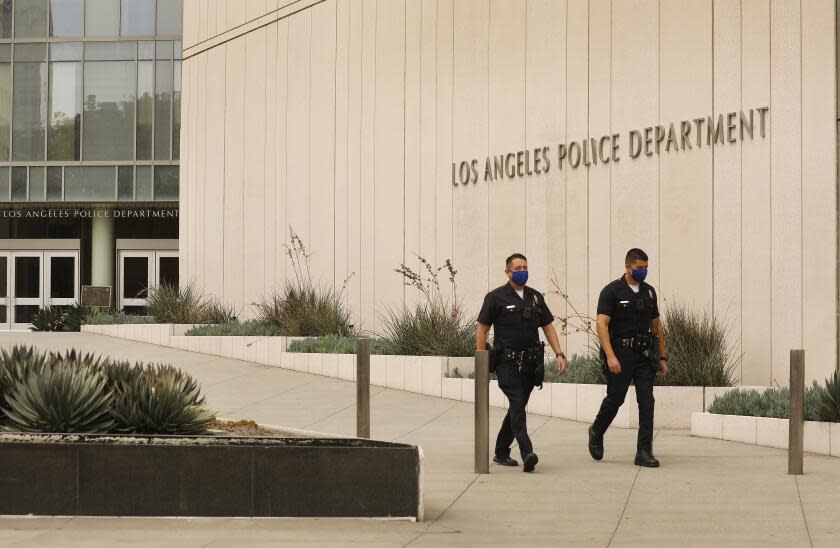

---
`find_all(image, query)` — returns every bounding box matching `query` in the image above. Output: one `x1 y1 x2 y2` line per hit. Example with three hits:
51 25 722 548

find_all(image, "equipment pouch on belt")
642 333 662 372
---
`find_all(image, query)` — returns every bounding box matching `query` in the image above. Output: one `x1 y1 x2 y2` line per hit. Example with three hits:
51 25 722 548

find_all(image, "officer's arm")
650 317 666 357
596 314 616 359
476 323 492 351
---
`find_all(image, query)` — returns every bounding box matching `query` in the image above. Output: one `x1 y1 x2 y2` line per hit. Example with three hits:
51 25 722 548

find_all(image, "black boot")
634 450 660 468
493 455 519 467
523 453 539 473
588 426 604 461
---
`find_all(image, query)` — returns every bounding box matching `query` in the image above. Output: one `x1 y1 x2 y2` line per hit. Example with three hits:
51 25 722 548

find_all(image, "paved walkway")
0 332 838 547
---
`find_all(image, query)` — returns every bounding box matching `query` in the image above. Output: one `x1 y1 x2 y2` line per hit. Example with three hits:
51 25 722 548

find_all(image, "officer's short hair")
505 253 527 270
625 248 648 266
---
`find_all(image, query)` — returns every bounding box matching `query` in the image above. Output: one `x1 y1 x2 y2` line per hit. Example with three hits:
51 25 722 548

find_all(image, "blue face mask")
630 268 648 283
511 270 528 286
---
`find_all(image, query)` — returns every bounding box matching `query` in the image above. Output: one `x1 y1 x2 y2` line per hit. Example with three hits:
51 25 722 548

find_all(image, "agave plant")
814 370 840 422
60 303 92 332
110 363 215 435
2 360 115 433
30 306 65 332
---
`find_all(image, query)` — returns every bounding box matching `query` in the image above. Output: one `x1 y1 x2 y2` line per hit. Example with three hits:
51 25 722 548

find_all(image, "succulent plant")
30 306 66 332
2 361 115 433
814 370 840 422
60 303 92 332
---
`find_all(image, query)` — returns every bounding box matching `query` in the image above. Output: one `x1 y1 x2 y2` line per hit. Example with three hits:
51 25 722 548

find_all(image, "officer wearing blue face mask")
477 253 567 473
588 248 669 468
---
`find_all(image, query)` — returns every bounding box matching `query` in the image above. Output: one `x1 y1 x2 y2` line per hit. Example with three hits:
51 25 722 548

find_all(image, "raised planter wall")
0 433 423 518
691 412 840 458
81 324 745 429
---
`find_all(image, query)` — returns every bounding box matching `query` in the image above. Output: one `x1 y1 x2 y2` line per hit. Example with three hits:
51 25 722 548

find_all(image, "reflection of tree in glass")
48 111 81 160
83 94 134 160
137 89 153 160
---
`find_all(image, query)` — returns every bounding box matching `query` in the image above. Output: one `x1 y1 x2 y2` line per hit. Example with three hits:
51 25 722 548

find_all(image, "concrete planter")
576 384 606 423
691 413 837 457
447 356 474 378
489 380 507 409
386 356 406 390
551 383 576 420
527 385 552 416
337 354 356 381
370 355 387 387
321 353 339 378
421 357 445 397
293 353 309 373
441 378 461 401
307 353 323 376
653 386 704 429
0 433 422 519
404 356 423 394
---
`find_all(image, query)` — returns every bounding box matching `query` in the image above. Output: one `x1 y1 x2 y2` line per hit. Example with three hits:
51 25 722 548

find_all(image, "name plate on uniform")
81 285 112 307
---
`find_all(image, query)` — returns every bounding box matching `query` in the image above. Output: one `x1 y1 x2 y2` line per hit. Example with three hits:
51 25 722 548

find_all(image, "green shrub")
0 345 215 435
145 283 204 324
287 335 387 354
61 303 92 331
110 364 215 435
707 385 826 421
2 360 115 433
380 257 475 357
186 320 281 337
813 370 840 422
545 354 605 384
84 310 158 325
657 299 740 387
202 299 238 324
30 306 66 332
255 229 354 337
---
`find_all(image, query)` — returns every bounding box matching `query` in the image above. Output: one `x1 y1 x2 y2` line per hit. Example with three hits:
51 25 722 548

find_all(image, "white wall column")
91 211 115 306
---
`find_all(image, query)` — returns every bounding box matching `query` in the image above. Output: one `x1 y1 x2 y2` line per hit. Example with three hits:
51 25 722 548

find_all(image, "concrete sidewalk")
0 332 837 547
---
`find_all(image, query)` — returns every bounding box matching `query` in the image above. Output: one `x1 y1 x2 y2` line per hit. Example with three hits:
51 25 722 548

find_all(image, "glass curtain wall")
0 0 181 202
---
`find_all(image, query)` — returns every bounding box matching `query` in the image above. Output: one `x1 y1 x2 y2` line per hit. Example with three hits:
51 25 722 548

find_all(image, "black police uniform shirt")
596 275 660 338
477 283 553 350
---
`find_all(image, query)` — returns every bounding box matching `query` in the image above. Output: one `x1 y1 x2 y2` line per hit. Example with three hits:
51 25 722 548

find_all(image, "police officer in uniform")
588 248 668 467
477 253 567 472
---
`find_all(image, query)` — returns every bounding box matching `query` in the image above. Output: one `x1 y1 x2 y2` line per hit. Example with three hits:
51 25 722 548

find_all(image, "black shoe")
523 453 539 473
588 426 604 461
493 455 518 467
634 451 660 468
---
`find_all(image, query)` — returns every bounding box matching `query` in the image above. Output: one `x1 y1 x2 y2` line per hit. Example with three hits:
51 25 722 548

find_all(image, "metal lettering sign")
81 285 112 308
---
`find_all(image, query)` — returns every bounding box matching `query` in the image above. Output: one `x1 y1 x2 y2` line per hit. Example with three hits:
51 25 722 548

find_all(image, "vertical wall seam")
403 0 407 306
799 0 804 355
711 0 715 322
334 0 339 292
768 1 773 385
488 0 491 296
242 36 248 311
222 45 227 301
739 0 744 383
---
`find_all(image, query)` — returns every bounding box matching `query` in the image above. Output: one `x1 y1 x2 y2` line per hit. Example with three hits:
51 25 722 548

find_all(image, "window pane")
0 167 9 200
173 60 180 160
15 256 41 298
156 0 181 35
154 60 172 160
85 40 135 60
117 165 132 200
0 44 9 62
0 63 10 161
50 256 75 298
0 0 11 38
83 61 135 160
12 62 47 161
14 0 48 37
29 166 45 200
138 40 154 60
174 41 182 60
135 165 151 200
155 40 172 59
64 166 114 200
11 167 27 201
122 256 148 298
48 61 82 160
120 0 153 35
50 42 83 61
136 60 152 159
85 0 118 36
47 166 62 200
158 256 178 288
15 43 47 62
153 165 177 201
50 0 83 36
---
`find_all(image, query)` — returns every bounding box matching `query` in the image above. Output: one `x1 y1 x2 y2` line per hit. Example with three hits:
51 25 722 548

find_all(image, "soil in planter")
210 419 287 437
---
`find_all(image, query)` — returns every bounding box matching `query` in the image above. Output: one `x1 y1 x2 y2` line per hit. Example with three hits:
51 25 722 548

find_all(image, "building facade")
181 0 838 385
0 0 182 325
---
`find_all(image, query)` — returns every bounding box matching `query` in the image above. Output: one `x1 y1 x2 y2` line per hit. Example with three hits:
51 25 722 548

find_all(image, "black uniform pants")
495 360 535 459
591 348 655 453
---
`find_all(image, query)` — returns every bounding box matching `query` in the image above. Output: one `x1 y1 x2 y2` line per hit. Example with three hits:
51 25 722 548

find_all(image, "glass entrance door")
45 252 79 307
117 250 179 312
11 252 43 330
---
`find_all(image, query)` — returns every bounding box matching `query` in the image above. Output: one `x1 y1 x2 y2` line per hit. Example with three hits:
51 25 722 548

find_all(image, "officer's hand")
657 359 669 376
607 355 621 374
556 355 567 374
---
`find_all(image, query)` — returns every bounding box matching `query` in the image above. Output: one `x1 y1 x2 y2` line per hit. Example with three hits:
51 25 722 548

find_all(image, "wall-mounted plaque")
81 285 112 308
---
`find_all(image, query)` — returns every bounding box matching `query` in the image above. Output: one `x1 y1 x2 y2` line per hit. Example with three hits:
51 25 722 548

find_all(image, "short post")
356 338 371 439
474 350 490 474
788 349 805 475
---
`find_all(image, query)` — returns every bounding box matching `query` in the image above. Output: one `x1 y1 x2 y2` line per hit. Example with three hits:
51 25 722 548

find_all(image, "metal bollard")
474 350 490 474
356 338 371 439
788 349 805 475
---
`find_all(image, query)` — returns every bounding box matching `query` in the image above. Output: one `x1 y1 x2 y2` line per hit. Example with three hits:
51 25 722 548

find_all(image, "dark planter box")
0 434 422 519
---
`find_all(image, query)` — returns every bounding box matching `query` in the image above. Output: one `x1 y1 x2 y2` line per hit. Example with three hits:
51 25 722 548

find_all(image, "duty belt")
612 335 652 351
498 345 544 374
